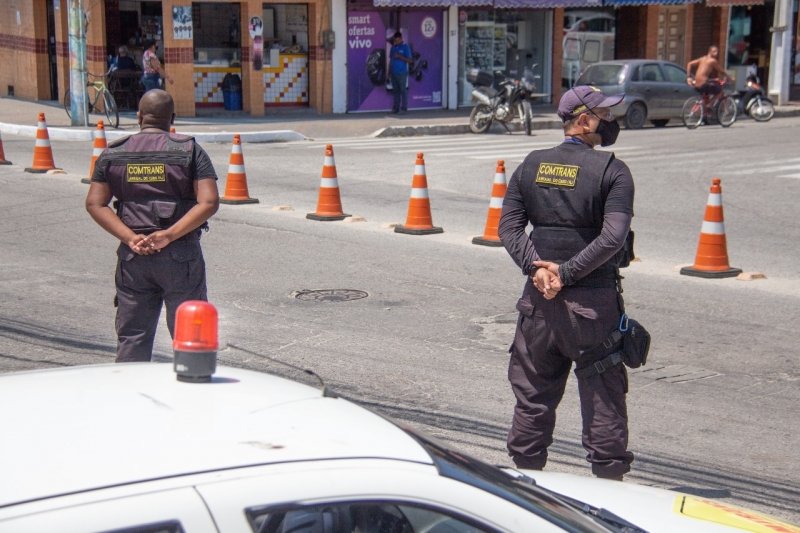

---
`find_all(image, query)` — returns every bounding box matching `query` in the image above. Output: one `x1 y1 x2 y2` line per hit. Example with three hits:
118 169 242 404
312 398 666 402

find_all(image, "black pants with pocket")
507 281 634 479
114 238 207 363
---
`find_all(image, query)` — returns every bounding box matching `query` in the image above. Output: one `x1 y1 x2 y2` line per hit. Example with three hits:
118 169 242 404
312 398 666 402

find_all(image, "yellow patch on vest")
126 163 166 183
535 162 580 189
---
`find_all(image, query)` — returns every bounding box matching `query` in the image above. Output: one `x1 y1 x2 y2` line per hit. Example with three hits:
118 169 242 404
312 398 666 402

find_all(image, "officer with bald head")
86 90 219 362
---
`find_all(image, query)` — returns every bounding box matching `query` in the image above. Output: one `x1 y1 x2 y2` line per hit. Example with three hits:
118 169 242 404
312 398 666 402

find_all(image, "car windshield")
578 64 624 86
400 426 633 532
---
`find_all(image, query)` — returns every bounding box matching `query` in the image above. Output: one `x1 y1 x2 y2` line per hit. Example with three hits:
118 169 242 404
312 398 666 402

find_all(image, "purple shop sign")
347 10 443 112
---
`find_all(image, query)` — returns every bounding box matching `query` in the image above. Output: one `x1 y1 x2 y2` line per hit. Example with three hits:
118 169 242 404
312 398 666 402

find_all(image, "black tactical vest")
99 132 200 236
518 143 618 285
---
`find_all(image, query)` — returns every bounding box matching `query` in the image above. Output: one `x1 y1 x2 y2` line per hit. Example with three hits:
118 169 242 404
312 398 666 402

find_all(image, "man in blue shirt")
388 31 413 114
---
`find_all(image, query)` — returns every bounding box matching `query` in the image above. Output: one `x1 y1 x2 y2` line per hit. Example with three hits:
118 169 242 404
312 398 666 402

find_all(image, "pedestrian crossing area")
301 134 650 164
299 134 800 179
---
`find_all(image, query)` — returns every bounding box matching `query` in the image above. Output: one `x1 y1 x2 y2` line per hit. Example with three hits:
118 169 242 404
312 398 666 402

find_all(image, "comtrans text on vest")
535 162 580 189
126 163 167 183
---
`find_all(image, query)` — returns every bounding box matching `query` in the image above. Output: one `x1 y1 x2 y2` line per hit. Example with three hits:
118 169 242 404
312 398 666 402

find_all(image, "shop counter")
263 53 308 106
194 65 242 107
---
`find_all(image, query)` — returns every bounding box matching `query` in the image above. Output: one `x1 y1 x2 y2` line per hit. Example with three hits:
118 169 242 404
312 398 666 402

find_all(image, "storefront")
458 7 551 104
192 2 310 109
789 0 800 99
718 0 774 91
346 2 447 112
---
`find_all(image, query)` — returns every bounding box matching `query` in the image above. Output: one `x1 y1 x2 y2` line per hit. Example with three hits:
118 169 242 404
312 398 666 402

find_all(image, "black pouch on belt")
575 314 651 378
619 314 651 368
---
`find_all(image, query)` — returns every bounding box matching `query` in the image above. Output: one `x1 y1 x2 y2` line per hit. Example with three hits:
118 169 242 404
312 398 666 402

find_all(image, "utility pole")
768 0 793 105
68 0 88 126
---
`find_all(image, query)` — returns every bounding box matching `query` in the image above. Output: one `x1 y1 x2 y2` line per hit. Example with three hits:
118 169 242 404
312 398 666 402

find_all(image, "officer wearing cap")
498 85 635 480
86 89 219 363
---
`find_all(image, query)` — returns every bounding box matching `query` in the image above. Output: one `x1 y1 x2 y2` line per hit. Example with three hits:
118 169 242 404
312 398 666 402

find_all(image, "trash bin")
221 73 242 111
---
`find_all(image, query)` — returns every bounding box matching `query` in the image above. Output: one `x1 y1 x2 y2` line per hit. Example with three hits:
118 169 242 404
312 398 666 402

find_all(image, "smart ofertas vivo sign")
346 11 443 112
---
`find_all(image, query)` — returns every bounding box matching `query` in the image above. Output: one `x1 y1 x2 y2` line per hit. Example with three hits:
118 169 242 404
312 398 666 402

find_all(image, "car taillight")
173 301 218 382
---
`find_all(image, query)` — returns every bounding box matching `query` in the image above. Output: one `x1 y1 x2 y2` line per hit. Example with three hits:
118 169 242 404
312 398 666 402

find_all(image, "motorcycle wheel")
747 97 774 122
523 101 532 136
469 104 493 134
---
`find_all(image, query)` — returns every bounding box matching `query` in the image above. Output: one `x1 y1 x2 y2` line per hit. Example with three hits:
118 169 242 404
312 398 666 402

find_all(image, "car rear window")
578 64 624 86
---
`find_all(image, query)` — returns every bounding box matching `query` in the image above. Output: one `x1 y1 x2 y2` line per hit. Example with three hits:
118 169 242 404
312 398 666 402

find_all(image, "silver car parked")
576 59 698 129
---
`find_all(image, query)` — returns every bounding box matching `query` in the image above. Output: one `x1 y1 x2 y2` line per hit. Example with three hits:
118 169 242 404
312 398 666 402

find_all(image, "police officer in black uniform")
498 85 635 480
86 89 219 363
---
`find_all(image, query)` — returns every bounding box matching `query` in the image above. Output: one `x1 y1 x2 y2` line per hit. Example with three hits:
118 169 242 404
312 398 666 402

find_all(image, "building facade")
0 0 796 118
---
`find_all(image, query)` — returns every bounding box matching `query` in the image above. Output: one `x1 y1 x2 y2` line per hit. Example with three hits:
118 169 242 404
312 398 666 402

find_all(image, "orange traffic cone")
395 152 443 235
220 134 259 205
307 144 350 221
472 160 507 247
0 131 11 165
82 120 107 184
25 112 61 173
680 178 741 278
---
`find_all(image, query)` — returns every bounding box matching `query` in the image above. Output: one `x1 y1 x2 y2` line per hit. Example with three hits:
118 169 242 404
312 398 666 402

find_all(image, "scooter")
736 74 775 122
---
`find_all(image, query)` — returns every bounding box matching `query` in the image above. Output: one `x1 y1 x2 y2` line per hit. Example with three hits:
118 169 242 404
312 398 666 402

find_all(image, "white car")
1 306 796 532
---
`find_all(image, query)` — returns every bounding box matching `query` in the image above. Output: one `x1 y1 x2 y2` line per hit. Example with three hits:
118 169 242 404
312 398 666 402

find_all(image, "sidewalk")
1 95 799 143
0 96 559 142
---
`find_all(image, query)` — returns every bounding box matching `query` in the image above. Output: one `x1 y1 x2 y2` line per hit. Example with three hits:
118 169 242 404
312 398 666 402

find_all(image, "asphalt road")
1 117 798 523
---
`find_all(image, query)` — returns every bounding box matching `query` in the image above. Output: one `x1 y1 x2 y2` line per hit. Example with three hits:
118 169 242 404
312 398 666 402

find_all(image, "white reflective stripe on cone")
228 164 245 174
414 165 425 175
410 188 429 199
493 173 506 183
324 156 335 166
701 221 725 235
35 139 51 147
92 148 104 156
489 197 504 209
706 193 722 206
231 145 242 154
320 178 339 188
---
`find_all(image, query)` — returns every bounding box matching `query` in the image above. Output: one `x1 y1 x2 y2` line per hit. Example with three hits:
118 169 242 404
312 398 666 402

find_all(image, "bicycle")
681 78 737 129
63 71 119 129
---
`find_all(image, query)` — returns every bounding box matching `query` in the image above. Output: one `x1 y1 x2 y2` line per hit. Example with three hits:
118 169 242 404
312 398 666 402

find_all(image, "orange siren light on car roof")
173 301 218 383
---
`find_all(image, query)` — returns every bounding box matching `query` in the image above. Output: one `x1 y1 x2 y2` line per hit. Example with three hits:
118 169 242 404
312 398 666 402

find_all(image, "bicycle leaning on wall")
63 71 119 129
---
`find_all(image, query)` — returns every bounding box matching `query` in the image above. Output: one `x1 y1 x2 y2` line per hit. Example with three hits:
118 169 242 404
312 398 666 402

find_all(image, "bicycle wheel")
102 90 119 128
63 90 72 119
681 97 703 129
715 96 737 127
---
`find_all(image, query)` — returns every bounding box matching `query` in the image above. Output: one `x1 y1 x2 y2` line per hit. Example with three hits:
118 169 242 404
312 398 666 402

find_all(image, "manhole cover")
292 289 369 302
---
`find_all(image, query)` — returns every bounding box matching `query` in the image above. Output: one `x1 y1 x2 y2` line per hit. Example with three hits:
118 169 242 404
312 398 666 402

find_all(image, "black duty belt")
574 329 623 379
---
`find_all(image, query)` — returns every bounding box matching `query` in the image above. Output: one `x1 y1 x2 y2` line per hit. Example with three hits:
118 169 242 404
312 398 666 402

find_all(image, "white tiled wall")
263 55 308 104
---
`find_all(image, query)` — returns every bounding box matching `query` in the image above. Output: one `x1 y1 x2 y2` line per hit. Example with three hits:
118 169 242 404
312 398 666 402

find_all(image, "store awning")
603 0 700 5
373 0 455 6
494 0 603 7
705 0 764 5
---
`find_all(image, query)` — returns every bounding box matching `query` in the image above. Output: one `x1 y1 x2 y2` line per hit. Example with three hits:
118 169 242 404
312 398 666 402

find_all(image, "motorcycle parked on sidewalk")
468 66 541 135
735 74 775 122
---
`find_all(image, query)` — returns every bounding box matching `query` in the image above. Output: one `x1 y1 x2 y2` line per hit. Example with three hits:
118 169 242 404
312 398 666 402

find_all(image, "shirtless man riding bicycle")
686 45 729 97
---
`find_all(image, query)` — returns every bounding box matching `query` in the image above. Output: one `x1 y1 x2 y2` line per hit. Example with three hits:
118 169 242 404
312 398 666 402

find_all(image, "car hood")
516 471 798 533
0 364 433 508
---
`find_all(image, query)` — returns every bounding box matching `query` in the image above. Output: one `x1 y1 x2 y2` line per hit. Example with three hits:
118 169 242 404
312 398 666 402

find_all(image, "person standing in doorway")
388 31 412 115
141 40 173 92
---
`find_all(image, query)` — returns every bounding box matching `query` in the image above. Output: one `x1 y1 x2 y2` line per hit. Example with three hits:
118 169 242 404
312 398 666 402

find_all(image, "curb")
0 122 306 143
374 117 563 138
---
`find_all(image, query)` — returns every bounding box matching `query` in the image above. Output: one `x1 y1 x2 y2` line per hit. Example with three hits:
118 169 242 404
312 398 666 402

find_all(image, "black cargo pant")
507 281 634 479
114 238 207 363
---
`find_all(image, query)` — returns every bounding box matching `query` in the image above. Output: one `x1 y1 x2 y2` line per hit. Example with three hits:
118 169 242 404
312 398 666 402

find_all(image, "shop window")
459 9 548 106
